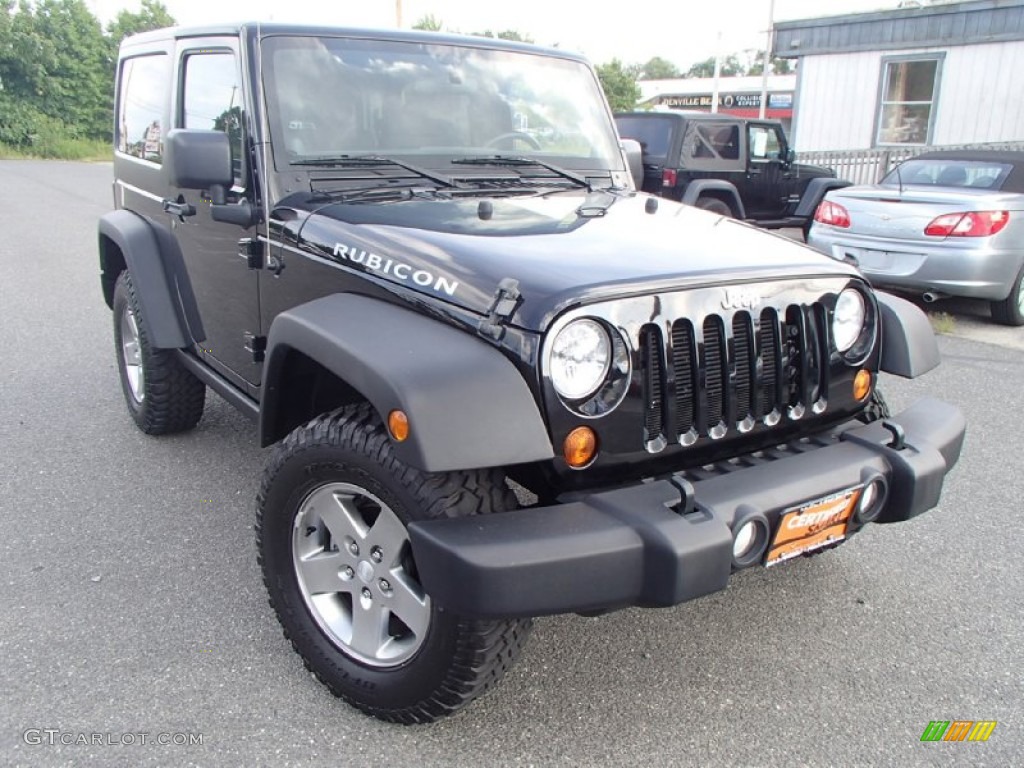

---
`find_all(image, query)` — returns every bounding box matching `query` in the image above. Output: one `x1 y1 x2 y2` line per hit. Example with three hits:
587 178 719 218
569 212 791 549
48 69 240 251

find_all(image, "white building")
774 0 1024 151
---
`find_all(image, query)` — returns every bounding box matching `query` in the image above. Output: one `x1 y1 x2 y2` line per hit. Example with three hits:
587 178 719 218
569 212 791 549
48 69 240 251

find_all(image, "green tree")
639 56 680 80
595 59 640 113
106 0 174 50
0 0 110 140
746 51 794 76
412 14 443 31
684 54 743 78
472 29 534 43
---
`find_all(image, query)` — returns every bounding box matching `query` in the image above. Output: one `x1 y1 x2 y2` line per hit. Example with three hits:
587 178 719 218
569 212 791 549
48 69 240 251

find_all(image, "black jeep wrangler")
99 23 964 724
614 111 850 236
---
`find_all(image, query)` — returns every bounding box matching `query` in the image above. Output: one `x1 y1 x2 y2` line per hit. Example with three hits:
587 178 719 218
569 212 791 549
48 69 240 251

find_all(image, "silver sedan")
807 150 1024 325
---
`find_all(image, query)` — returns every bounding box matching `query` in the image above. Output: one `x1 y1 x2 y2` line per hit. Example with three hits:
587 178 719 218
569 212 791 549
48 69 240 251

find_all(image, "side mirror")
621 138 643 190
165 129 258 228
784 147 797 165
164 129 233 190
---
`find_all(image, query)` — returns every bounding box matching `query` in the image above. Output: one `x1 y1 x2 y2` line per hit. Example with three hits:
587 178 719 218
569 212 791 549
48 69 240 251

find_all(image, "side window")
117 55 170 163
747 125 781 161
182 52 243 184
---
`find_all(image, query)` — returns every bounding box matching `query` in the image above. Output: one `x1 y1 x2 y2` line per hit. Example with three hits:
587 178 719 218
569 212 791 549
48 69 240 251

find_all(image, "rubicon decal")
920 720 997 742
333 243 459 297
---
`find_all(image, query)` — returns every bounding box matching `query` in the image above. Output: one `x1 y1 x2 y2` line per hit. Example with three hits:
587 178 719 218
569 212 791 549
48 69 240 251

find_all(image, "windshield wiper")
451 155 592 191
309 184 440 204
291 155 458 188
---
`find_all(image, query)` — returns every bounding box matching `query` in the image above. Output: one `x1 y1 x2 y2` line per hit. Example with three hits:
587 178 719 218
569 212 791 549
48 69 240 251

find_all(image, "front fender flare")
793 178 853 218
877 292 940 378
98 210 201 348
260 294 554 472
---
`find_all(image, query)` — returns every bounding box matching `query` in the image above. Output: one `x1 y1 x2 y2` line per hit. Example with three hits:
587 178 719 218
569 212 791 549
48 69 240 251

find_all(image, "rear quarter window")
615 117 673 159
117 54 170 164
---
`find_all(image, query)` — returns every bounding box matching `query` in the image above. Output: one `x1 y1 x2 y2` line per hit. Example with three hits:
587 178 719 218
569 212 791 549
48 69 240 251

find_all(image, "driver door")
167 38 263 390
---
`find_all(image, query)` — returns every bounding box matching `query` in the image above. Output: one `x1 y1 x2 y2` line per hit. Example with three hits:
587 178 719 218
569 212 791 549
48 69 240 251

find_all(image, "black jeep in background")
615 111 850 236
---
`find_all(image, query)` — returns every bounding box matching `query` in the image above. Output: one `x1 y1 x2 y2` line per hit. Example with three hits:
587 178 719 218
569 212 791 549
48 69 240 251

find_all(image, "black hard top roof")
121 22 582 61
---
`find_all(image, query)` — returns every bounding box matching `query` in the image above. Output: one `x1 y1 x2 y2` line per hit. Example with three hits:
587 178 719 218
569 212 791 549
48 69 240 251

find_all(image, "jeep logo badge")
721 288 762 311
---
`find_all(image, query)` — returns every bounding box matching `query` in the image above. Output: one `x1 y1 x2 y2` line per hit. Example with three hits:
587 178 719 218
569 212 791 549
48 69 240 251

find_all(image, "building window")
876 56 942 146
117 55 169 163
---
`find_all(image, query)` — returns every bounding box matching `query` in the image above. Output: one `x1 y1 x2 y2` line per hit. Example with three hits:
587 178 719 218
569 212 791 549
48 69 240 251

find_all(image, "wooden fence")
797 141 1024 185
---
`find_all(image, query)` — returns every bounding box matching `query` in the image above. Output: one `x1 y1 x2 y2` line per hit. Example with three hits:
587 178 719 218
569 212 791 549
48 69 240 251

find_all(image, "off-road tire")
112 271 205 434
695 197 733 217
990 264 1024 326
857 388 891 424
256 403 532 724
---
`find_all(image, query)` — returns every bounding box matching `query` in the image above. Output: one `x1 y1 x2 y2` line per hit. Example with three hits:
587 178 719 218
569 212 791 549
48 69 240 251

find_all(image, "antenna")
894 160 904 196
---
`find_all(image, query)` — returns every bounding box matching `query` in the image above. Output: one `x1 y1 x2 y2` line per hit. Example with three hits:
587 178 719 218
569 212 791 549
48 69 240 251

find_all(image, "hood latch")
479 278 522 341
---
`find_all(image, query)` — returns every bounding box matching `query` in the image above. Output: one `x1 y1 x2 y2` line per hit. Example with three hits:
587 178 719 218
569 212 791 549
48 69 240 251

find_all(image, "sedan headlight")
833 288 866 353
549 319 611 401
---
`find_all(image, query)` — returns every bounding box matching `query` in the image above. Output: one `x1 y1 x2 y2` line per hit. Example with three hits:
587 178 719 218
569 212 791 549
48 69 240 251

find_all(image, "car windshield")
260 35 623 173
881 159 1012 190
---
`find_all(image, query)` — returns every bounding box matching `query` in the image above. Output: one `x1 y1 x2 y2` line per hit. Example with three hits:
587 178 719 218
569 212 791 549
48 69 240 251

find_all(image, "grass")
0 139 110 162
928 311 956 335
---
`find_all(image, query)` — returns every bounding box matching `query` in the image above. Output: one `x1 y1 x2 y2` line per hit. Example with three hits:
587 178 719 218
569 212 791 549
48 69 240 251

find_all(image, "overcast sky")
84 0 905 68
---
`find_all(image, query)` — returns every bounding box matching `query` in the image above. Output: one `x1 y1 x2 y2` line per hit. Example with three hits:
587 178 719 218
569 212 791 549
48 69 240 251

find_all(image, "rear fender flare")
680 180 746 219
260 294 554 472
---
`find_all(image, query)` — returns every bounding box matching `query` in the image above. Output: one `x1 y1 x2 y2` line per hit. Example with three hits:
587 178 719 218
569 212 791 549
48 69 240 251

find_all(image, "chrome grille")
641 304 829 449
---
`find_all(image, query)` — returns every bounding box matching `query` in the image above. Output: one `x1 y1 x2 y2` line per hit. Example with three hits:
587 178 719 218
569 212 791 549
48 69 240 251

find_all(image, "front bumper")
408 398 965 618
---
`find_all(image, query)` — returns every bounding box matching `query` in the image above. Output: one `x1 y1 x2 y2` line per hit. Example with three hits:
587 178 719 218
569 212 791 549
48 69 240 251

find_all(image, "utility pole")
759 0 776 119
395 0 402 27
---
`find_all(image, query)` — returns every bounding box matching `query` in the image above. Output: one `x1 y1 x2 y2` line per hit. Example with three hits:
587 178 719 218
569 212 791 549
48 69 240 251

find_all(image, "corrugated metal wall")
793 41 1024 151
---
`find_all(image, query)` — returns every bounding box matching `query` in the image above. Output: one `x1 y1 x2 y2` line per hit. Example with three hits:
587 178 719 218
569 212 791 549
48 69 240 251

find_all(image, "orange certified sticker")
766 487 862 567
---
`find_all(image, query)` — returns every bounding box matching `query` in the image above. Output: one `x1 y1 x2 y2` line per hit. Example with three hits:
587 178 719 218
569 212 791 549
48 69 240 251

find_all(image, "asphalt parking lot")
2 160 1022 767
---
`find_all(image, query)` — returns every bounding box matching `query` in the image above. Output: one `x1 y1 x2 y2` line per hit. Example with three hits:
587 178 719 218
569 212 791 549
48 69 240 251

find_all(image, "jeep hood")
287 191 856 330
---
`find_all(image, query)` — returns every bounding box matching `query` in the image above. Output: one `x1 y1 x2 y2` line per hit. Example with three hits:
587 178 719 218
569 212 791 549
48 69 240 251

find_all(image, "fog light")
388 410 409 442
563 427 597 469
853 369 872 401
732 516 769 568
855 477 887 525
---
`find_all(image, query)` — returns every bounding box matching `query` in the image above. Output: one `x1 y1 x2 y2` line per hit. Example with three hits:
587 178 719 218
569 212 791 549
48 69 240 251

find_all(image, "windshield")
882 159 1012 190
261 35 622 173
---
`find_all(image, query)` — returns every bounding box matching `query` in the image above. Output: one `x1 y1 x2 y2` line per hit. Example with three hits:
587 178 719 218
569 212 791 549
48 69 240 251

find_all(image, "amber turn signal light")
388 410 410 442
563 427 597 469
853 369 872 402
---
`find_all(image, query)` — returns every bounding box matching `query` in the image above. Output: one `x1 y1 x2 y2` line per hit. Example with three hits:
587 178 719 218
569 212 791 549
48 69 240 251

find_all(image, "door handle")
162 198 196 218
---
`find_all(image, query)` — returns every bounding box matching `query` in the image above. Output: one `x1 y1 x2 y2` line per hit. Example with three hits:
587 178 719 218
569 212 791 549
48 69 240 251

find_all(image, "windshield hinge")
479 278 522 341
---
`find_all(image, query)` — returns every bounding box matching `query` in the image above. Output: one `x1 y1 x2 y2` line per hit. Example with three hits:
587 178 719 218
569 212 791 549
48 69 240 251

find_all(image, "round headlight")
833 289 866 353
550 319 611 401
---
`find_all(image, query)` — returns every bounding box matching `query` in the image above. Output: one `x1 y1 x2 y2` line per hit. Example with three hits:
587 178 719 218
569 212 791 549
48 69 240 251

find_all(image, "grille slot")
642 302 830 450
671 320 697 439
641 325 664 445
702 317 726 436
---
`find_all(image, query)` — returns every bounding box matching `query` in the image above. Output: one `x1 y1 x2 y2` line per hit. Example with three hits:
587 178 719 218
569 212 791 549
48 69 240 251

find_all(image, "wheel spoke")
385 569 430 638
296 550 350 596
366 507 408 561
312 488 367 543
350 598 389 657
